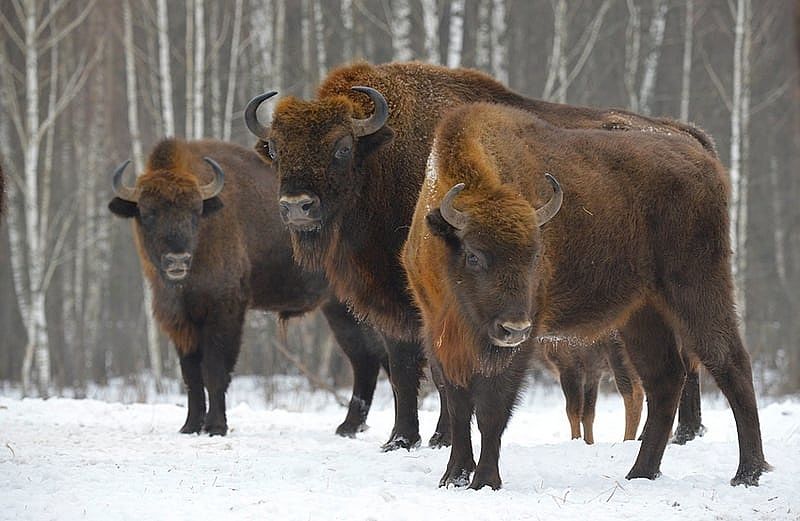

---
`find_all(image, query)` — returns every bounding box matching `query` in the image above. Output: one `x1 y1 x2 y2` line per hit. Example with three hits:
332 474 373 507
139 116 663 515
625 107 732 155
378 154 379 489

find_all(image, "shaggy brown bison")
244 61 711 447
403 102 768 490
108 139 390 437
535 334 643 443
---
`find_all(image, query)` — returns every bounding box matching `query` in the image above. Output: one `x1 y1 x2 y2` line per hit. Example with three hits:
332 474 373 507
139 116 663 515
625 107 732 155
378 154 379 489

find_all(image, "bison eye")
266 140 277 161
334 145 351 160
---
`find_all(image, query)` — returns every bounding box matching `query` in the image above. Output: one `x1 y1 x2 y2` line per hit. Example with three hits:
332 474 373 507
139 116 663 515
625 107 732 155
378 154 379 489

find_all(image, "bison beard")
108 139 391 438
404 102 769 490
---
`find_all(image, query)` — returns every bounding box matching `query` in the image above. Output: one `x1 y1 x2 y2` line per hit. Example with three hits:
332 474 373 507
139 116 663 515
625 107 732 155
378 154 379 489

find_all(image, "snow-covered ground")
1 377 798 521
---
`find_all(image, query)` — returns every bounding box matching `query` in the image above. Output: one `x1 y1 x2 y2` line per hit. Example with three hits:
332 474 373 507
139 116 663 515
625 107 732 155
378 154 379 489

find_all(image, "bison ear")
254 140 275 165
108 198 139 218
355 125 395 161
202 196 224 216
426 208 459 244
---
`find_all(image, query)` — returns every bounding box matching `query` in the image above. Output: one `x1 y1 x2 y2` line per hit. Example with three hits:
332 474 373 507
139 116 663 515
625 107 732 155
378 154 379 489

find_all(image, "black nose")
490 319 532 347
279 193 321 229
164 252 192 265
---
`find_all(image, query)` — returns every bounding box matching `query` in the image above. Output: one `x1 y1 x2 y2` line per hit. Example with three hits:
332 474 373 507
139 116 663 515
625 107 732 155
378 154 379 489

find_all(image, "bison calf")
403 102 768 489
108 139 388 437
535 334 643 444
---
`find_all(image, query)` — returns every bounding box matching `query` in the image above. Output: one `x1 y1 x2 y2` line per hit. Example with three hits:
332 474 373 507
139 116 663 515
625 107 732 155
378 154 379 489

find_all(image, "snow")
1 378 798 521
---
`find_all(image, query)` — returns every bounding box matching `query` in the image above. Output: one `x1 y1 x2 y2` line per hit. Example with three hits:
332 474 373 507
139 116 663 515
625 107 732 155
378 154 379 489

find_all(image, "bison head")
244 87 393 268
107 157 224 283
426 175 562 349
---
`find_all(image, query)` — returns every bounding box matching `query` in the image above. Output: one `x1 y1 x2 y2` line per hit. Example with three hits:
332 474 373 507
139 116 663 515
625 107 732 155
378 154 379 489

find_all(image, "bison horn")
350 86 389 137
243 91 277 139
440 183 468 230
111 159 139 202
200 157 225 200
535 174 563 227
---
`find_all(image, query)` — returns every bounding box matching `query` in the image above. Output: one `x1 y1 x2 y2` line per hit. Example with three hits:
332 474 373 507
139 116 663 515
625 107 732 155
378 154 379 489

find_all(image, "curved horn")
200 157 225 200
243 91 277 139
535 174 563 227
111 159 139 202
350 86 389 137
440 183 468 230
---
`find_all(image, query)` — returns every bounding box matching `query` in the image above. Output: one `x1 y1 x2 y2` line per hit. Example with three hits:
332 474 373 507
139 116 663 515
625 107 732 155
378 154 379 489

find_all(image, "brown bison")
402 101 768 489
108 139 391 437
244 61 711 446
535 334 643 443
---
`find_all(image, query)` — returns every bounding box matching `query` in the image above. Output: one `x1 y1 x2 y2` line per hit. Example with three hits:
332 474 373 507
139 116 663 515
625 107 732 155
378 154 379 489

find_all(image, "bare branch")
38 0 95 52
701 47 732 112
0 9 25 49
751 74 795 115
34 0 69 37
566 0 611 87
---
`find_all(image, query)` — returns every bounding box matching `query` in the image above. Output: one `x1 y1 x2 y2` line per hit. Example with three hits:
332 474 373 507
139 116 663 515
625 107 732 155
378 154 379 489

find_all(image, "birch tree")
157 0 175 136
0 0 96 396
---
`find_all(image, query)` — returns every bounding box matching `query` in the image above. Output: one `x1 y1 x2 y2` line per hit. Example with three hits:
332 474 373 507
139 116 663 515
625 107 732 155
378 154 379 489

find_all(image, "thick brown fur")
262 60 714 453
109 139 389 438
403 102 768 489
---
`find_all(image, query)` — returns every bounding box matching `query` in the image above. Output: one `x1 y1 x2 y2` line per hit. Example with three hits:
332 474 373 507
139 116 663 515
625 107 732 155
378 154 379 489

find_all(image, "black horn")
243 91 277 139
111 159 139 202
200 157 225 200
350 86 389 137
440 183 468 230
535 173 563 227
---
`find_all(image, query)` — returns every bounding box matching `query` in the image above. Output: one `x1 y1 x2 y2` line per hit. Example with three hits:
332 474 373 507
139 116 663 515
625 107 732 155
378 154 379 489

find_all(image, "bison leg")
620 305 684 481
321 299 385 438
671 353 706 445
380 338 423 451
469 353 530 491
671 297 769 486
558 365 585 440
605 337 644 441
581 373 600 445
429 360 452 448
439 380 475 488
179 350 205 434
199 306 245 437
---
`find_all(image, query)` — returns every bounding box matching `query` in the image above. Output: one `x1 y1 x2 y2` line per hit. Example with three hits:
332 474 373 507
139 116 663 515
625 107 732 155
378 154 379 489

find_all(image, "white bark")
730 0 751 326
490 0 506 84
193 0 205 138
638 0 667 115
624 0 641 111
124 0 163 387
222 0 243 141
210 1 222 138
679 0 693 121
185 0 194 138
157 0 175 136
542 0 566 101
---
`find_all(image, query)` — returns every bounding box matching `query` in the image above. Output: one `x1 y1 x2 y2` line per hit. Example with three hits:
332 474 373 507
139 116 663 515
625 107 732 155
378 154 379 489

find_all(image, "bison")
108 138 391 437
244 61 711 447
535 334 643 444
402 101 768 490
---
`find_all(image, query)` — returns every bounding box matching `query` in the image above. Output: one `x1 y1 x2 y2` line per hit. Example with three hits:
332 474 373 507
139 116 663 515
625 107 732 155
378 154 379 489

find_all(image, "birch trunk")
193 0 205 138
185 0 194 138
638 0 667 115
157 0 175 136
222 0 243 141
679 0 693 121
124 0 163 388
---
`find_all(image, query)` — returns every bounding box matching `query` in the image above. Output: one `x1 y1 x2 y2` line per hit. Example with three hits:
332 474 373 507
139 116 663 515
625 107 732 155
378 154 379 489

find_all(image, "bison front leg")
429 360 452 448
321 299 385 438
199 306 245 437
469 352 530 490
439 381 475 488
381 339 423 451
179 350 206 434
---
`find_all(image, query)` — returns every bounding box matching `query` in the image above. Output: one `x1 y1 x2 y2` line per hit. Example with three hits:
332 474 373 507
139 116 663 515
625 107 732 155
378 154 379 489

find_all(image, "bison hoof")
179 419 203 434
336 422 368 438
730 461 771 487
203 422 228 437
439 468 472 488
380 434 421 452
428 431 451 449
670 423 707 445
469 473 502 491
625 467 662 481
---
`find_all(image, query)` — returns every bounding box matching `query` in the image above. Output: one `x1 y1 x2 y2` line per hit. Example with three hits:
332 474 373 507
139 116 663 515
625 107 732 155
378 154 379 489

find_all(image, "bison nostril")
499 321 532 338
